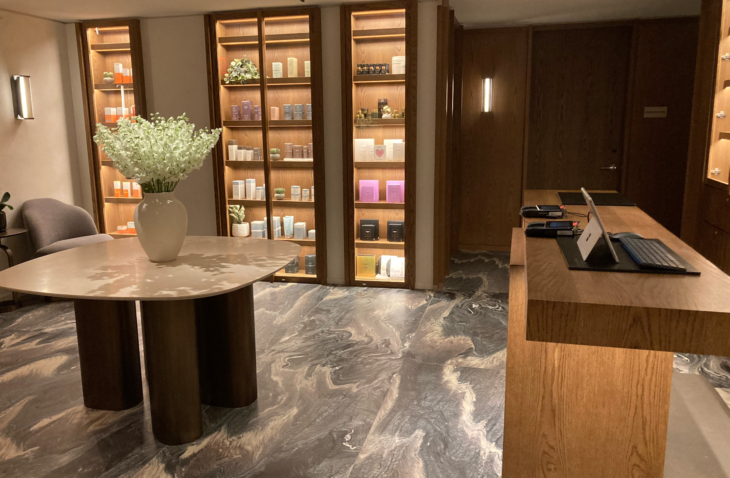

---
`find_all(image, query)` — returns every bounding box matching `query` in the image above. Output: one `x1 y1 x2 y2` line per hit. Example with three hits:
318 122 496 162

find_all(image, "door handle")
601 164 617 171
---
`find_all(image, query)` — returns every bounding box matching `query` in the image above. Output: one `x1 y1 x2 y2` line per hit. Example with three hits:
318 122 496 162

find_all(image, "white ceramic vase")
134 192 187 262
232 222 250 237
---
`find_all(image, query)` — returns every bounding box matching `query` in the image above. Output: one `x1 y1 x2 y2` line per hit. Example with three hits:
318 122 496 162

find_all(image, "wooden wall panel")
527 26 632 191
624 19 700 236
457 28 529 249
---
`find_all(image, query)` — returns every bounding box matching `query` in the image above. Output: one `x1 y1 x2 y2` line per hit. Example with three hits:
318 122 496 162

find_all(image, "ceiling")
0 0 702 25
450 0 701 28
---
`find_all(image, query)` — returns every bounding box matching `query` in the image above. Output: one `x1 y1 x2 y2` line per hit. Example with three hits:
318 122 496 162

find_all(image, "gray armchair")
23 199 114 256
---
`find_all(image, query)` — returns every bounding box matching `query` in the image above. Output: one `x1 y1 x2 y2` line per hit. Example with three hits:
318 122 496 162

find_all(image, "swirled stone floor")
0 251 728 477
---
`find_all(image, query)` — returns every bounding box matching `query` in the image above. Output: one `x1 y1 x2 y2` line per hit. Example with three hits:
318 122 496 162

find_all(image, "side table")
0 228 28 311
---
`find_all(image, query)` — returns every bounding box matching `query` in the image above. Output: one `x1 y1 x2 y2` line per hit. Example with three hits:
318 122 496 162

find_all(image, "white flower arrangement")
94 114 221 193
223 56 260 85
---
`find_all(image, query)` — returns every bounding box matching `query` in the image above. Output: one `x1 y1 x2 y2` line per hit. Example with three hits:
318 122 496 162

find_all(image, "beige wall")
139 16 218 236
0 10 86 298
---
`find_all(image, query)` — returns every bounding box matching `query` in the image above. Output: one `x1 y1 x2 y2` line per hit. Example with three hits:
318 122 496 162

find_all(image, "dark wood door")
527 26 633 190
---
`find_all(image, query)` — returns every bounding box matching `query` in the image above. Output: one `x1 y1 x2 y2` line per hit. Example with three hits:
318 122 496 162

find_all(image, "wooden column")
73 299 143 410
195 285 257 408
141 300 202 445
503 229 674 477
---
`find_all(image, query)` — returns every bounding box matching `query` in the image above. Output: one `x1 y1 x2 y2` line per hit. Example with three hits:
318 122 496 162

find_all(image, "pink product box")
386 180 405 203
359 180 380 203
241 101 252 120
231 105 241 121
270 107 280 120
254 105 261 120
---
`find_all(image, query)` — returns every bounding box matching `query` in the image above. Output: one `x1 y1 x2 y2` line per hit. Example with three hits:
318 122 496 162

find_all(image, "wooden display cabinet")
707 1 730 186
76 20 148 238
205 8 327 284
341 1 417 288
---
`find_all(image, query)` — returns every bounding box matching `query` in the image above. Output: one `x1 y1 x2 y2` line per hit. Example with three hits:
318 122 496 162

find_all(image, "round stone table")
0 236 300 445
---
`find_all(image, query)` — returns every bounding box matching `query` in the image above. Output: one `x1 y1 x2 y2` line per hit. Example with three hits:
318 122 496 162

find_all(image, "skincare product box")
294 104 304 120
285 143 293 158
304 61 311 78
255 186 264 200
251 220 265 232
294 222 307 239
252 230 265 239
285 257 299 273
123 182 131 198
117 107 124 120
387 257 406 278
114 181 122 197
274 227 282 239
387 220 405 242
377 255 397 275
236 146 244 161
374 145 387 160
132 183 142 198
284 104 294 121
272 216 281 238
123 68 131 83
241 101 252 120
291 185 301 201
359 219 379 240
272 62 283 78
384 139 403 160
354 138 375 162
284 216 294 238
305 254 316 275
359 180 380 203
127 222 136 234
302 146 308 158
105 107 114 122
246 179 256 199
231 105 241 121
271 106 280 120
114 63 123 83
365 145 375 161
311 186 315 200
287 57 298 77
293 145 303 158
308 230 315 240
228 140 238 161
254 147 261 161
308 143 314 158
302 189 310 201
232 180 245 199
392 56 406 75
393 142 405 161
306 104 312 120
117 225 128 234
356 255 377 278
254 105 261 121
386 180 405 203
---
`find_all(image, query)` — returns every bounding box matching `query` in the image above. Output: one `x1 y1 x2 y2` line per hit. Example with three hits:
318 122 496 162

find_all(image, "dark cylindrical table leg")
195 286 257 408
141 300 202 445
73 299 143 410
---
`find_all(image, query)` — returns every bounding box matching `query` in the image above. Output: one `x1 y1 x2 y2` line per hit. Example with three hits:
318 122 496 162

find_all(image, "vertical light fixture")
11 75 34 120
482 78 493 113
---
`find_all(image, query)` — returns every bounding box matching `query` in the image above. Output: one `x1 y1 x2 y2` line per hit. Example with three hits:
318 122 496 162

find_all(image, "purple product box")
231 105 241 121
241 101 252 120
254 105 261 120
386 180 405 203
359 180 380 203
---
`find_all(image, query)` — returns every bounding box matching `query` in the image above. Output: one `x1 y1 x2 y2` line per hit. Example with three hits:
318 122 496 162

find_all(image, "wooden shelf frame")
77 19 148 237
341 1 417 289
205 6 328 284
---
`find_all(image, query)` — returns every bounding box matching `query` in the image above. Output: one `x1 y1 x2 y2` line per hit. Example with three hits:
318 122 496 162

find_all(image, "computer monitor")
581 187 619 263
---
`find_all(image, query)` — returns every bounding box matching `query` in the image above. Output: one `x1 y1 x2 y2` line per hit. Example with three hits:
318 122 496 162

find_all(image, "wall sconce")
11 75 34 120
482 78 493 113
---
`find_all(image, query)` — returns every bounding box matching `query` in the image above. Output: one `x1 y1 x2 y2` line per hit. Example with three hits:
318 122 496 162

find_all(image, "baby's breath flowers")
94 114 221 193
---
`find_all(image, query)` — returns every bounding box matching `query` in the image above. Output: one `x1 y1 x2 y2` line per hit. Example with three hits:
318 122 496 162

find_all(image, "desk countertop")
522 190 730 356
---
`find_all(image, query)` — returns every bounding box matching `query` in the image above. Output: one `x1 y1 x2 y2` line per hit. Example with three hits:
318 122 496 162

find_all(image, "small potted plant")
270 148 281 161
229 205 249 237
274 188 286 200
103 72 115 84
0 192 12 233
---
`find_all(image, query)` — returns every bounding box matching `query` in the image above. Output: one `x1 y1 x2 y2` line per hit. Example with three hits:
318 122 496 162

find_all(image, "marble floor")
0 251 728 477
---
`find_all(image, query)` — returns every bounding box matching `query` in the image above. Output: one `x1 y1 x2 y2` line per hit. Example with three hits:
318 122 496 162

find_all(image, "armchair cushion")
37 234 115 256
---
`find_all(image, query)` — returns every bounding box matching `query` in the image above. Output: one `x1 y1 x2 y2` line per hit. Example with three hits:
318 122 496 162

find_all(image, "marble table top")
0 236 301 301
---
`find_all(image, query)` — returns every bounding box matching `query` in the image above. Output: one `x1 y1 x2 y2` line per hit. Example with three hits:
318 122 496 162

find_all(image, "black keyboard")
619 237 686 271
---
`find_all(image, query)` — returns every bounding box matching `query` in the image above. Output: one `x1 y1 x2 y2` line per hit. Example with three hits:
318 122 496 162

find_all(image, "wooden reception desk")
503 190 730 478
